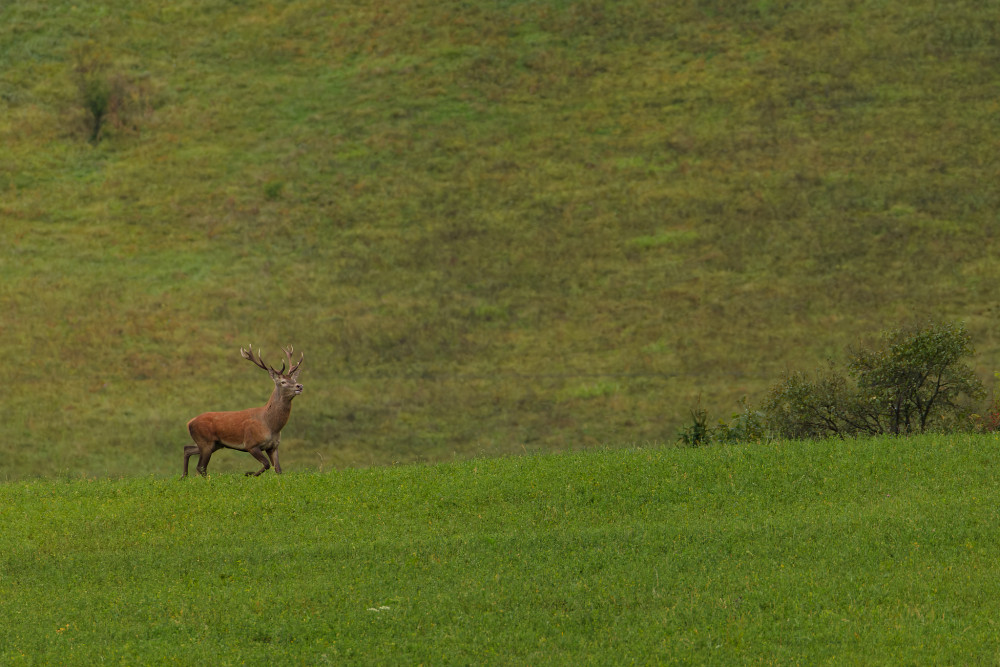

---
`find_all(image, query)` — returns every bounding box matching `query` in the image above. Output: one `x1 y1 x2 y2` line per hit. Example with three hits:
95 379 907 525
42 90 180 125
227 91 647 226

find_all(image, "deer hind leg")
183 442 218 477
183 445 200 477
195 447 217 477
245 446 271 477
189 442 222 477
265 446 282 475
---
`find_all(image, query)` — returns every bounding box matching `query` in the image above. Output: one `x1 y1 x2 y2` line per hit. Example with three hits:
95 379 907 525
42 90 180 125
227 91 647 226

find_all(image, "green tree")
761 322 984 439
847 322 984 435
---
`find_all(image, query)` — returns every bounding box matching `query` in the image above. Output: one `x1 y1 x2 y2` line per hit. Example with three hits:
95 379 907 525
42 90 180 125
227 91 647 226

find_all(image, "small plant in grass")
73 44 111 142
263 181 285 201
970 372 1000 433
71 41 153 143
676 406 711 446
713 397 769 444
677 398 769 446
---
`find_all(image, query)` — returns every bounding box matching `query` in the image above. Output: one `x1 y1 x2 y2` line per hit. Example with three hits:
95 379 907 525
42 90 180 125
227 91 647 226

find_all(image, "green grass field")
3 4 1000 660
3 436 1000 664
3 0 1000 479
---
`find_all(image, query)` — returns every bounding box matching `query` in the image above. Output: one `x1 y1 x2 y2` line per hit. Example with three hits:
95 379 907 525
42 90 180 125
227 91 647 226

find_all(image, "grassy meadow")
1 0 999 478
3 436 1000 663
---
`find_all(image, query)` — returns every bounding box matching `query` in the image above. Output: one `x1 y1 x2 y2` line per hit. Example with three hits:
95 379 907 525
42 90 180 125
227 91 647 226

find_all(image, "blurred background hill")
2 0 998 479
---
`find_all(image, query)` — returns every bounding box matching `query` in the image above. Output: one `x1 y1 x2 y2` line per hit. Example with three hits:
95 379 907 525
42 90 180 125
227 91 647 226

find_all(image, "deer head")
241 344 304 396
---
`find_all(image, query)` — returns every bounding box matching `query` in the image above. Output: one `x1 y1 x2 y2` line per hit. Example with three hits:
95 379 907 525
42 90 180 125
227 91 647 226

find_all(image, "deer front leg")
246 446 271 477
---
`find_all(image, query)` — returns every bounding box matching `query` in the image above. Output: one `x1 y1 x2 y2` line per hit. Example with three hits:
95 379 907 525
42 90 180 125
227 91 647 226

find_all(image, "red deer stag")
183 345 303 477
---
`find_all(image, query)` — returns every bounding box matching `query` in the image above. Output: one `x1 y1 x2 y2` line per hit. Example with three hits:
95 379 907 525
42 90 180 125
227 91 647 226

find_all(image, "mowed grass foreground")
3 436 1000 664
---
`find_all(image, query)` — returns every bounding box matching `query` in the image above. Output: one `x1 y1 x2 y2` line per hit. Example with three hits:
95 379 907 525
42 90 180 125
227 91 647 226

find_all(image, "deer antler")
282 345 304 378
241 344 276 373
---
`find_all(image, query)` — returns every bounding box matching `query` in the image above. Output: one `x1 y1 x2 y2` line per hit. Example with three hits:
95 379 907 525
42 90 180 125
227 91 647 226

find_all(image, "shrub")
676 407 711 447
677 398 769 446
847 321 984 434
71 42 153 143
761 365 855 439
712 398 770 444
968 372 1000 433
762 321 984 439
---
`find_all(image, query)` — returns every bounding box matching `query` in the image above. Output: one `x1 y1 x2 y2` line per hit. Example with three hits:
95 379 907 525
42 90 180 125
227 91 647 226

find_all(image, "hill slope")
2 0 999 477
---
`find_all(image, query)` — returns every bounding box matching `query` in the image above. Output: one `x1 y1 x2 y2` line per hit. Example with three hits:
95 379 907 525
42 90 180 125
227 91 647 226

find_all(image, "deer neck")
263 385 293 432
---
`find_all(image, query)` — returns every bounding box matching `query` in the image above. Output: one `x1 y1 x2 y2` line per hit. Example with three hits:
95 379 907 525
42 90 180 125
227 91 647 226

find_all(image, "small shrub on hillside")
71 41 153 143
969 372 1000 432
263 181 285 201
713 398 769 444
676 399 769 446
676 407 711 446
760 365 856 439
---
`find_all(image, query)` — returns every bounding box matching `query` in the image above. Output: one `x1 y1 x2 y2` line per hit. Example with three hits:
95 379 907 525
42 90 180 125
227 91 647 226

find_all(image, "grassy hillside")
3 438 1000 663
2 0 999 478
